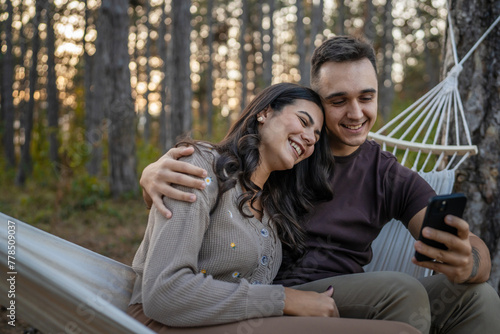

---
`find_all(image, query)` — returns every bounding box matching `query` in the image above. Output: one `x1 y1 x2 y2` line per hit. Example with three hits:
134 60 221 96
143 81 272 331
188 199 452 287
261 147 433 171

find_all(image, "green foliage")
210 109 232 143
70 173 109 209
136 138 162 175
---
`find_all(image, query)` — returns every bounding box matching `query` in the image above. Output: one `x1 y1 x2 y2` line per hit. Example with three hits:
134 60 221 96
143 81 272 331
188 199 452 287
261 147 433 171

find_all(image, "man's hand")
412 215 491 283
140 146 207 218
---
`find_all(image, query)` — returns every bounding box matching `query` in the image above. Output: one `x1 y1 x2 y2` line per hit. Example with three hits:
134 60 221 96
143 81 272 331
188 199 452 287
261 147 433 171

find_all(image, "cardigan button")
260 228 269 237
260 256 269 266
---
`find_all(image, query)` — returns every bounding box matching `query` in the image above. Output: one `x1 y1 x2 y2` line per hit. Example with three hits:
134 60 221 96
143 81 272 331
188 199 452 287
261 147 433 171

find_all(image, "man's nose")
347 100 363 119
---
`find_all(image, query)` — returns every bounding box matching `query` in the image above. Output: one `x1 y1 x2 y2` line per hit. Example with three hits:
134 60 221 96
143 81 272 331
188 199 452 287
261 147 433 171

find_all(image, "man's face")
314 58 378 157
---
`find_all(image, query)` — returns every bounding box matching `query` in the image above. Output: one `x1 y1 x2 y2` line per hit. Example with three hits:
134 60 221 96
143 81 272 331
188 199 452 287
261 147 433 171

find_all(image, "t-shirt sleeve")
133 148 284 327
384 161 437 227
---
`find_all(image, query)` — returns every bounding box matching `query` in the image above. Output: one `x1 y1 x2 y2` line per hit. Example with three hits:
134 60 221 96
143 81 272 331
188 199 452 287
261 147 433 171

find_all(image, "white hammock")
364 13 500 278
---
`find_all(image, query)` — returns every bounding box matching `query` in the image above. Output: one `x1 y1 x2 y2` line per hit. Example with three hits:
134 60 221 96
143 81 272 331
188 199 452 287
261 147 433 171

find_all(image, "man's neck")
330 144 362 157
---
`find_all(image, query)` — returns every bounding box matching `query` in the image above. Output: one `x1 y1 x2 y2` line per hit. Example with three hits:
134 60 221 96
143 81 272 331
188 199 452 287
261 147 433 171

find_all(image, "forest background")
0 0 499 331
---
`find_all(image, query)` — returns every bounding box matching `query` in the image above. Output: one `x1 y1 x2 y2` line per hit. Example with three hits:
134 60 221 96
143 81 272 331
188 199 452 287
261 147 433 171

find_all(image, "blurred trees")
0 0 463 194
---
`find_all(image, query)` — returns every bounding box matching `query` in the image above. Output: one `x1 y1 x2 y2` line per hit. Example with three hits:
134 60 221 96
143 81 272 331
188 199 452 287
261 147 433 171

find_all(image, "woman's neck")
246 166 269 221
251 166 270 190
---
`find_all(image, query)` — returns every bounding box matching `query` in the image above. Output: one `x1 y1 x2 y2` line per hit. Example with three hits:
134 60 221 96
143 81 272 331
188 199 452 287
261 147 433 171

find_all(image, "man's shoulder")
363 139 398 162
362 140 419 179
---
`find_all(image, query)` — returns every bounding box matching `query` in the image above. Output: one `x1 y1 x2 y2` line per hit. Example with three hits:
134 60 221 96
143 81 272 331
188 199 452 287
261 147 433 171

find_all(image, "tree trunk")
363 0 376 43
447 0 500 294
83 0 95 172
419 1 440 91
143 0 152 143
255 0 265 90
239 0 248 114
1 0 15 168
205 0 215 139
86 0 109 176
106 0 137 196
157 1 169 152
46 0 60 168
169 0 192 144
378 0 395 123
295 0 307 86
304 0 323 86
16 1 42 185
336 0 345 35
262 0 274 87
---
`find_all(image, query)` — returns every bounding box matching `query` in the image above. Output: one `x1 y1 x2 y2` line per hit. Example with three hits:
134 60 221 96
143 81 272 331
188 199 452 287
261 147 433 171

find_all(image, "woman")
128 83 420 334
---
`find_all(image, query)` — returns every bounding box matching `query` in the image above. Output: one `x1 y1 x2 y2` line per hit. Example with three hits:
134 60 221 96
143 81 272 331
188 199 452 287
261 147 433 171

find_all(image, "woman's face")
258 99 323 172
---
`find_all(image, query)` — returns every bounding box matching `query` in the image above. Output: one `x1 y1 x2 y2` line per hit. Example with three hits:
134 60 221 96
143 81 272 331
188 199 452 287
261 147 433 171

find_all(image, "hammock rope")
368 12 499 173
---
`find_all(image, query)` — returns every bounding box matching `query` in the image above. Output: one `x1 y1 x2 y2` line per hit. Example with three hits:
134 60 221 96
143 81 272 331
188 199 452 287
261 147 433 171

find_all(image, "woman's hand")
283 286 339 317
140 146 208 218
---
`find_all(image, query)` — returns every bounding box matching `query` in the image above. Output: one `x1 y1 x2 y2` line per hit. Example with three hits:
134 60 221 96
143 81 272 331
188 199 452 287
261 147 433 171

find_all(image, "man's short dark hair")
310 36 377 90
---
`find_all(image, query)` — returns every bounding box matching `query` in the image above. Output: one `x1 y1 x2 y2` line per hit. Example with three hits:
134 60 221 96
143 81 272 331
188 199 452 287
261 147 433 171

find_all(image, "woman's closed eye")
299 116 308 127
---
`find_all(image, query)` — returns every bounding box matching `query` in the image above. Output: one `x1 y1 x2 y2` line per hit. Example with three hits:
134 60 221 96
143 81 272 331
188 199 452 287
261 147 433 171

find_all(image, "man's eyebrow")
298 110 321 136
323 88 377 101
361 88 377 94
323 92 347 100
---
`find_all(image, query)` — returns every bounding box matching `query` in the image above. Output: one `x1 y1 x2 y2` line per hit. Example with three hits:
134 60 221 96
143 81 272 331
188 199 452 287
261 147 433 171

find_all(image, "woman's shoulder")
173 142 220 205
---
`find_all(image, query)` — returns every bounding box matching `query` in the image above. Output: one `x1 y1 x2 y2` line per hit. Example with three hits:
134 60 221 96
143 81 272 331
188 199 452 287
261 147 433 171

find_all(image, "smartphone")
414 193 467 262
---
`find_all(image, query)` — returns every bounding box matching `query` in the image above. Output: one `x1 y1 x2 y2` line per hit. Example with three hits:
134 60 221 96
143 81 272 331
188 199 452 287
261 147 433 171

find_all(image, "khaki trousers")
293 271 500 334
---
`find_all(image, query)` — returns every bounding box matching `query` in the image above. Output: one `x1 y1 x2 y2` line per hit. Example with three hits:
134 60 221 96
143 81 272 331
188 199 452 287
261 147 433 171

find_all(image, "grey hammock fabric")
364 169 456 278
0 212 154 334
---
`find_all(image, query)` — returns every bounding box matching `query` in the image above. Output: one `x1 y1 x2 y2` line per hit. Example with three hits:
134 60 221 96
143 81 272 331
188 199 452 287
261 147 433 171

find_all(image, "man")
139 36 500 333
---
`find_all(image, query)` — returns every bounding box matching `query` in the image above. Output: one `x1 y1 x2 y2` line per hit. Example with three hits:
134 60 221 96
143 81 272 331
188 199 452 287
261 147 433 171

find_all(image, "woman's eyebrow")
298 110 315 124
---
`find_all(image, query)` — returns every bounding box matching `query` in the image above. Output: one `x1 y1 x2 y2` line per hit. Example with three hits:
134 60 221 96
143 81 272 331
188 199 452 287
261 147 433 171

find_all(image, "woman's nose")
301 130 316 145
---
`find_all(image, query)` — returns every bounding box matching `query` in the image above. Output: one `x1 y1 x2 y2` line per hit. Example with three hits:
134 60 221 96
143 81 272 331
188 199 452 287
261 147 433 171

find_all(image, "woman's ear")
257 106 272 123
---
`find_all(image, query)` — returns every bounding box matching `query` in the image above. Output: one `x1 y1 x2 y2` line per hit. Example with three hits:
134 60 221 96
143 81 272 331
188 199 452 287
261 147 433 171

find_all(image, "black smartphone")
414 193 467 262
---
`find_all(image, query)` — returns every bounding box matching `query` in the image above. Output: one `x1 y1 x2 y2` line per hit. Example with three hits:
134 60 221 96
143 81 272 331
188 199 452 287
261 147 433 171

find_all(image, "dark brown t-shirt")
274 140 436 286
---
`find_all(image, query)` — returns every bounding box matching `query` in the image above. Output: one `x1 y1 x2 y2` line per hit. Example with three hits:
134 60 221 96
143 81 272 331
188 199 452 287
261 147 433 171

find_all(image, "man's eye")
360 96 373 102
